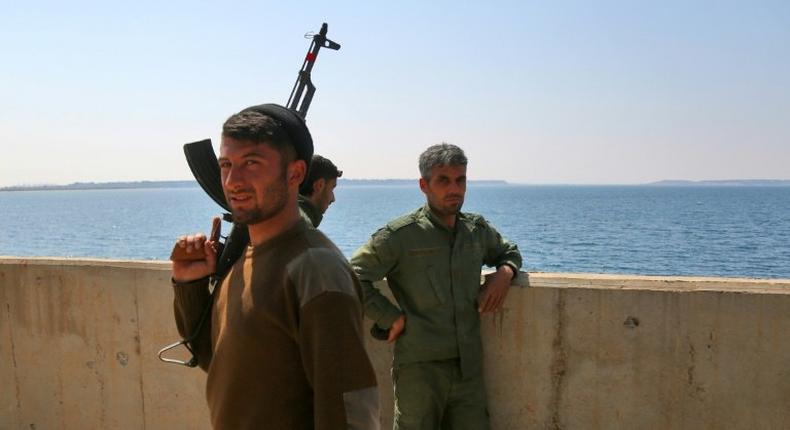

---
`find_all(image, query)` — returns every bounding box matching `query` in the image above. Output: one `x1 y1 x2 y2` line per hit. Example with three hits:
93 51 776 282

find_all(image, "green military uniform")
298 194 323 228
351 205 522 430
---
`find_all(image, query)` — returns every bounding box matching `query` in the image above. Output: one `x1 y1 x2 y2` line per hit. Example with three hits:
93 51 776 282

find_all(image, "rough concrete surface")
1 258 789 429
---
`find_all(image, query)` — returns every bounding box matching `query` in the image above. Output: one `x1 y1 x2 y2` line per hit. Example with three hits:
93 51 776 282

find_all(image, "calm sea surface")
1 185 789 279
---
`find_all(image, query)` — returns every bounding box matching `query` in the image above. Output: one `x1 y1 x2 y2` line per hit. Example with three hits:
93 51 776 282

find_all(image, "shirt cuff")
497 262 520 280
376 307 403 330
171 275 211 287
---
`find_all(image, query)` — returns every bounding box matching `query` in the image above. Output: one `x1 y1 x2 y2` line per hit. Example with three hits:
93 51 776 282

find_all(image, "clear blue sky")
1 0 788 186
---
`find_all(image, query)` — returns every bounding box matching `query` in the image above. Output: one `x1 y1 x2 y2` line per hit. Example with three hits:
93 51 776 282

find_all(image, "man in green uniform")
298 154 343 227
351 143 522 429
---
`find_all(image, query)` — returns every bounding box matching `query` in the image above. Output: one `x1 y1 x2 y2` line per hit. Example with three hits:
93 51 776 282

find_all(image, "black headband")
240 103 314 164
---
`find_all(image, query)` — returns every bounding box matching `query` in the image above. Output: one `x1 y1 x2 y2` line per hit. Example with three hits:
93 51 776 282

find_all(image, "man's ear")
313 178 326 195
288 159 307 188
419 177 428 194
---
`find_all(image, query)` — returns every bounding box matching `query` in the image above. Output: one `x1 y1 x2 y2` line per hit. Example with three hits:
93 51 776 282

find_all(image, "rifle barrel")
286 22 341 118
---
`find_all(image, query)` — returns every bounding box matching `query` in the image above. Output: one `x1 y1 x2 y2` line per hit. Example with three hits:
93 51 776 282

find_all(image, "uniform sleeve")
298 198 322 228
287 249 380 430
171 277 213 372
350 228 404 329
480 219 523 276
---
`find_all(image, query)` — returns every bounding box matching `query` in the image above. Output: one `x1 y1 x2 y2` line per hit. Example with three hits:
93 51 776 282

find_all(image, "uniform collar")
298 194 323 227
421 204 470 233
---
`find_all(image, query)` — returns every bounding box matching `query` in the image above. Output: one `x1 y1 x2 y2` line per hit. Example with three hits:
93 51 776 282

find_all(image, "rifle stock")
184 139 228 212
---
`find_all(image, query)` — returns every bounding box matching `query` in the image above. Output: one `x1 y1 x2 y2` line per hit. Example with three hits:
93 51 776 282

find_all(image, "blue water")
1 185 789 279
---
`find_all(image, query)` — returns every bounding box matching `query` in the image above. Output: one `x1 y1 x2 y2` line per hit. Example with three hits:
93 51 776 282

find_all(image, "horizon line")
3 178 790 191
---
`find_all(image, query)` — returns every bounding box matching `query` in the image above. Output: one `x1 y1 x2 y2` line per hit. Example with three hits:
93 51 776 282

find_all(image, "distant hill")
1 179 509 191
7 178 790 191
649 179 790 187
338 179 508 186
0 180 198 191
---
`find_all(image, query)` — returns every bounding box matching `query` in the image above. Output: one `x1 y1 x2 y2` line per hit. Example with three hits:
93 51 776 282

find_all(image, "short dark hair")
299 155 343 196
419 143 467 179
222 110 297 164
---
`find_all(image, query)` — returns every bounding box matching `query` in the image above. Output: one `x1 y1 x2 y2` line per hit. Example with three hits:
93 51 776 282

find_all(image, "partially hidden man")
170 104 379 430
351 143 522 430
298 154 343 228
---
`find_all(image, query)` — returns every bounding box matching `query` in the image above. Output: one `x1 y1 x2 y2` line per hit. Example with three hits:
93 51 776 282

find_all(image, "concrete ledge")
2 257 789 429
0 256 170 270
521 272 790 294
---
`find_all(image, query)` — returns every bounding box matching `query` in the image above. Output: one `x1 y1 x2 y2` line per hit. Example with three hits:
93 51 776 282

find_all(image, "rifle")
158 23 341 367
288 23 341 117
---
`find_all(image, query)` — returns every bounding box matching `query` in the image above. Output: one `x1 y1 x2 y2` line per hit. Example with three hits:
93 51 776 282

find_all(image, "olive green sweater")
173 220 379 429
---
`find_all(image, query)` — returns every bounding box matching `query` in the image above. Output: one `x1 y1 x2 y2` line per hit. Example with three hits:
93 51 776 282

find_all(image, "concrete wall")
1 257 789 429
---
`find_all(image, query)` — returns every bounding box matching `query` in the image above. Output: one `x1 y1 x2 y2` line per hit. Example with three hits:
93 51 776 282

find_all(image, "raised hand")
171 217 221 283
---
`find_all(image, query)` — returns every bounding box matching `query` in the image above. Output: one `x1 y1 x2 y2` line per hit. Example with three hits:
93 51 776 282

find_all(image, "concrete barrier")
1 257 789 429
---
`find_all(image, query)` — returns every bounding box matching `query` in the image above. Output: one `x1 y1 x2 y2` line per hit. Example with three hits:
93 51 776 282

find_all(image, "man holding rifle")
171 104 379 429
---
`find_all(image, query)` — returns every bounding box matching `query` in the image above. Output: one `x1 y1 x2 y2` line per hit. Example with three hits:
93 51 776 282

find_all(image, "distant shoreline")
2 178 789 192
0 179 509 192
646 179 790 187
0 180 199 192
